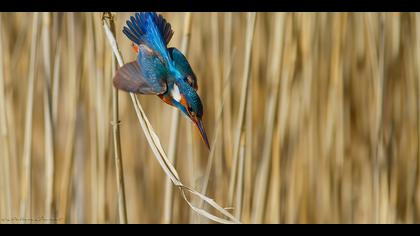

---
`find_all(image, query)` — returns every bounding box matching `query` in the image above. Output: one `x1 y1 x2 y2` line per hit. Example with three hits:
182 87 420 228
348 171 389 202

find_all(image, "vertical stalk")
222 12 233 172
0 13 12 220
42 12 56 222
87 13 98 223
59 12 79 223
104 12 128 224
20 12 40 222
251 13 285 223
228 12 257 206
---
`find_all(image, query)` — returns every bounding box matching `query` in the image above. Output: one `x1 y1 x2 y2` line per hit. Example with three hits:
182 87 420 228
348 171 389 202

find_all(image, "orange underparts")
132 43 139 53
158 94 173 106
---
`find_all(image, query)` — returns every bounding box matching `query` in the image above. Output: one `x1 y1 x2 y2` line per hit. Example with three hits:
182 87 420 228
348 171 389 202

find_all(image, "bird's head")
172 81 210 150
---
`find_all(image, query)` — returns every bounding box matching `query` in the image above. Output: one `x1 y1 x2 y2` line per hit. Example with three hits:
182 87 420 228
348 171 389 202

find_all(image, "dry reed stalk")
52 14 63 128
185 119 195 222
41 12 56 222
239 31 256 219
298 13 316 223
0 14 4 219
0 157 3 218
236 84 253 220
222 12 233 171
318 15 341 222
377 13 387 224
19 12 40 222
103 12 128 224
251 13 285 223
59 13 80 223
221 15 234 210
261 13 287 223
86 13 99 223
228 12 257 206
364 13 386 223
50 19 62 222
400 14 417 223
234 134 245 219
242 80 253 222
11 19 29 72
198 48 236 223
210 13 226 206
326 13 346 222
212 12 222 126
0 13 13 220
197 52 235 222
163 12 192 224
415 14 420 219
2 15 20 218
276 14 296 223
103 15 240 224
93 13 109 223
241 34 255 220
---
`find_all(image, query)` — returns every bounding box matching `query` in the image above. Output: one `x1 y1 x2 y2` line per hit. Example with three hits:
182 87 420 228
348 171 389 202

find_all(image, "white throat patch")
171 84 181 102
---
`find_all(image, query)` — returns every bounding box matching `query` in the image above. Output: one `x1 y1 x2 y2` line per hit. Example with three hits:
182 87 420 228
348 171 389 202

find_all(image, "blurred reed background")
0 12 419 224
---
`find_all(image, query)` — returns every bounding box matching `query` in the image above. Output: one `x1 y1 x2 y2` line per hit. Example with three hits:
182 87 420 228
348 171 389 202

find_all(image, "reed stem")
20 12 40 222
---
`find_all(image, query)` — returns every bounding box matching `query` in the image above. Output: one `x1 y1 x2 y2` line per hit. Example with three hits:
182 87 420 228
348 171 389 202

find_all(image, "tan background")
0 12 419 223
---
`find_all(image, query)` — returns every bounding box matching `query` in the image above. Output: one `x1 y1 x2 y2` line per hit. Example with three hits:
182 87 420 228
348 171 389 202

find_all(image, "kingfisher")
113 12 210 149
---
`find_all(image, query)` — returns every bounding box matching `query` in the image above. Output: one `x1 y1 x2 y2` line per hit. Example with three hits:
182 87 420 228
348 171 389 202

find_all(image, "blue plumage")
168 47 198 90
114 12 210 149
123 12 173 63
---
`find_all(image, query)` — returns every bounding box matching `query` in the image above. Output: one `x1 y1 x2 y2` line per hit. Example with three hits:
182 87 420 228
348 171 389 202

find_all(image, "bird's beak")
192 117 210 150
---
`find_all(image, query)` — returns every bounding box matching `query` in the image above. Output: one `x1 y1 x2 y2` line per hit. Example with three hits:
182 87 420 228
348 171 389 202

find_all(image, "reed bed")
0 12 419 224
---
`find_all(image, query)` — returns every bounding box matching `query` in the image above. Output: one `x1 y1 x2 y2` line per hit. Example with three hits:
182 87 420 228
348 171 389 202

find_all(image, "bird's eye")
187 106 196 117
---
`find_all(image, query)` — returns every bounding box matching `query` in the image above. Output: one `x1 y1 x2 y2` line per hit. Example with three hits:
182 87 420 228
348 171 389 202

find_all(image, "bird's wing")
154 13 174 45
168 47 198 90
123 12 173 61
113 55 167 95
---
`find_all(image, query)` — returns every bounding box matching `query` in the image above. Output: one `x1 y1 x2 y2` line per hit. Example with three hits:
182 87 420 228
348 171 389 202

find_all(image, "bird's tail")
122 12 173 54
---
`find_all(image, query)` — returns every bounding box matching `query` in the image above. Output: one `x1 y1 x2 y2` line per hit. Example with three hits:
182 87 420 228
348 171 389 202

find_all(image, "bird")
113 12 210 149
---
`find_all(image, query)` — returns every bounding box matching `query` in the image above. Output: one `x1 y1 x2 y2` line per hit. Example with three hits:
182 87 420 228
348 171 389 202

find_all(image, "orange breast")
132 43 139 54
158 94 174 106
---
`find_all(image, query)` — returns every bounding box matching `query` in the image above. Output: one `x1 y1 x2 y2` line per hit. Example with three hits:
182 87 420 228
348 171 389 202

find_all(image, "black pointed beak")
193 118 210 150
